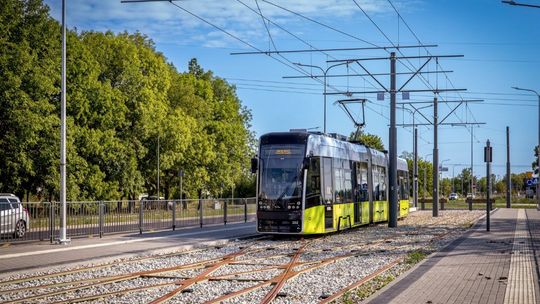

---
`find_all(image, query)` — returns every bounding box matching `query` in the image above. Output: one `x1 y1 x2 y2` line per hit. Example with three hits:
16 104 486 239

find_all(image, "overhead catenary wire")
261 0 380 48
383 0 480 137
146 0 332 89
234 0 381 96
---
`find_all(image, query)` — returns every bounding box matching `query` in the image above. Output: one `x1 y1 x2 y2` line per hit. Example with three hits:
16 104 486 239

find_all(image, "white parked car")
0 193 30 238
448 193 459 200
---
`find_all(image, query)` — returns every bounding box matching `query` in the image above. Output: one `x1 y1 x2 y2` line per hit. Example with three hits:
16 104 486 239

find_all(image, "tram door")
322 157 334 229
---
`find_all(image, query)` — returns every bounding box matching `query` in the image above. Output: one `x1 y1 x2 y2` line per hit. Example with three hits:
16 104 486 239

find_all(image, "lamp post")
58 0 69 244
512 86 540 208
294 62 352 134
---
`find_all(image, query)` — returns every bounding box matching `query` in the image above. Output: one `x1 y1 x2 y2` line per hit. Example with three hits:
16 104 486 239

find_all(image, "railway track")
0 210 483 303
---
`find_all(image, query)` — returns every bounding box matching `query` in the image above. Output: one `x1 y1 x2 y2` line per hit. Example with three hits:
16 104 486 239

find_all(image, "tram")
252 130 410 234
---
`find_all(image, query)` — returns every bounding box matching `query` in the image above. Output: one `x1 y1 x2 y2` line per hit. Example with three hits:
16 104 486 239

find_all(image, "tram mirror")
250 157 258 173
302 157 310 170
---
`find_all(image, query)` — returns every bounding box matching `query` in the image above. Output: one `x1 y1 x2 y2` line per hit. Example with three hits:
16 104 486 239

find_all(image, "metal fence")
0 198 256 244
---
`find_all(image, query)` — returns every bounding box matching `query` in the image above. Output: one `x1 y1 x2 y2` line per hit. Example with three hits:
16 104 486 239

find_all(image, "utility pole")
433 96 439 217
325 54 470 222
414 128 418 208
452 165 455 193
506 126 511 208
485 140 492 231
58 0 69 244
461 173 464 195
157 134 160 199
471 126 474 197
389 52 398 228
423 165 426 209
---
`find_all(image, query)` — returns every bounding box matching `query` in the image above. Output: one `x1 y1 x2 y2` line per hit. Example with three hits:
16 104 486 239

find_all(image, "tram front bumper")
257 211 302 233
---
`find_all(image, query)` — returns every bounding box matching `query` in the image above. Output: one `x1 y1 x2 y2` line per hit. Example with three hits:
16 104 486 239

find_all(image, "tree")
0 1 255 201
349 131 385 150
0 0 62 200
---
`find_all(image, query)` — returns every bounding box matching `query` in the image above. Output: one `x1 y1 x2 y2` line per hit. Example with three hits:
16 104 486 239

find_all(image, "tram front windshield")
259 144 305 207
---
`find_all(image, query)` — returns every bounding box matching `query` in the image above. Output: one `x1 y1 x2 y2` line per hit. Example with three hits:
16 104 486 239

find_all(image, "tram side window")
322 158 333 203
343 161 353 204
356 162 369 202
405 172 410 199
333 159 344 204
306 157 321 208
399 176 405 200
372 166 380 201
378 166 387 201
398 171 410 200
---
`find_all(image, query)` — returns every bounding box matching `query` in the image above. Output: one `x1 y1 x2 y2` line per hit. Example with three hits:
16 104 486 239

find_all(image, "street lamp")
293 62 352 133
512 86 540 207
58 0 70 244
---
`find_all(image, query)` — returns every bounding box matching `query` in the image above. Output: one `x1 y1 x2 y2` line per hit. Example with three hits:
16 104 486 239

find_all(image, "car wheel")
14 220 26 238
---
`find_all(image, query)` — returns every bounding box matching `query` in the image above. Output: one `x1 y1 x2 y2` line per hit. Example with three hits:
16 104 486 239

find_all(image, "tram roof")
260 131 408 171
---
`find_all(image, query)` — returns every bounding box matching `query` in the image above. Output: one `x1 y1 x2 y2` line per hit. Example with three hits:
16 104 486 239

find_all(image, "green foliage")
404 250 428 264
402 152 433 197
0 1 254 201
349 131 385 150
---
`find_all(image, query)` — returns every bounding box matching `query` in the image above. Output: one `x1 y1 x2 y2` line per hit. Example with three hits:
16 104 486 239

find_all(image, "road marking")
503 209 537 304
0 225 252 260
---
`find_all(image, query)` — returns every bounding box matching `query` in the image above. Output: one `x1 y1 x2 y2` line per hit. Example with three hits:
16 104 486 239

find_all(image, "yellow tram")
252 131 410 234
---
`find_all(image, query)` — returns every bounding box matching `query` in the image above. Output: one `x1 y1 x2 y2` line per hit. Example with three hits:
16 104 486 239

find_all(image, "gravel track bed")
167 280 260 303
0 210 483 303
0 248 244 293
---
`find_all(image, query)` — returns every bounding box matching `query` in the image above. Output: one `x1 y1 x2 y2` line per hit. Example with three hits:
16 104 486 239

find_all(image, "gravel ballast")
0 210 483 303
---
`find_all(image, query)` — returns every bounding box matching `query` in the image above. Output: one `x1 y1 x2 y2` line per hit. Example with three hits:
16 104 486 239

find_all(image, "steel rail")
0 248 205 288
260 242 310 304
149 247 252 304
2 254 227 303
318 257 403 304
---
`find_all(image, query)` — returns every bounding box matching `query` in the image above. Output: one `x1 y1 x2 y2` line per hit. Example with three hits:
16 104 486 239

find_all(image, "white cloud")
43 0 405 50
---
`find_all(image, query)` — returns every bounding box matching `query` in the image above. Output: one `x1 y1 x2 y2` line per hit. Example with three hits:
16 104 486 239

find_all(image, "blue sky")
44 0 540 178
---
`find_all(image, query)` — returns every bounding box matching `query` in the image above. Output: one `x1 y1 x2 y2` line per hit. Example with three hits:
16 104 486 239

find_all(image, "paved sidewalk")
0 221 256 276
367 208 540 304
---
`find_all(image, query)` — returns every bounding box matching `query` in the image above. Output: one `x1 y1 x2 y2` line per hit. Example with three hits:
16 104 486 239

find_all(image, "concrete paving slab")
367 208 540 304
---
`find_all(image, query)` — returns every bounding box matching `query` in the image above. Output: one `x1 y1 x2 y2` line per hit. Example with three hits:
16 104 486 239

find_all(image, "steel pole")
538 95 540 208
471 126 474 197
414 127 418 208
486 140 491 231
433 96 439 217
452 165 455 193
388 52 398 228
323 72 327 133
506 126 511 208
59 0 69 244
157 135 160 199
423 165 426 210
